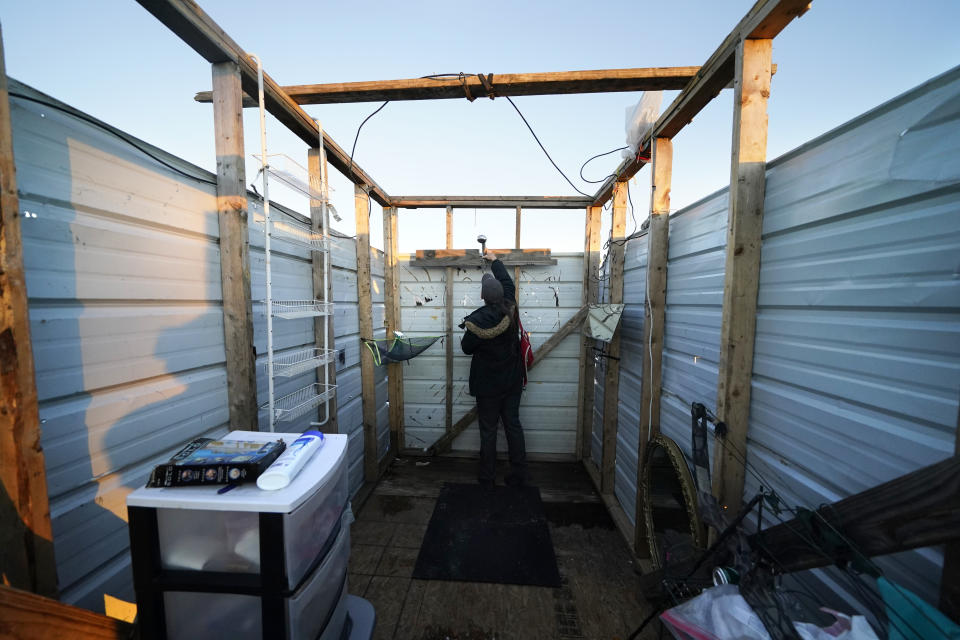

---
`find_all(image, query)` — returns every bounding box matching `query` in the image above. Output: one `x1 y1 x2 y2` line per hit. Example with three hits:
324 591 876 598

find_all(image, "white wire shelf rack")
259 299 334 319
252 153 328 200
266 383 337 423
252 210 329 253
266 347 336 378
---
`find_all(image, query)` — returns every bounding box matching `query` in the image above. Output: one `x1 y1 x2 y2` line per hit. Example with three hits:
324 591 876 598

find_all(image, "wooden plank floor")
348 457 656 639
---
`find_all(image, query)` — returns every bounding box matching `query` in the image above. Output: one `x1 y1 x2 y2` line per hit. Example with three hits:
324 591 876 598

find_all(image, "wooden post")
514 206 522 297
212 61 257 429
0 26 58 598
635 137 673 555
576 205 602 461
355 185 377 481
712 38 772 513
444 207 454 434
601 183 628 493
308 148 338 432
383 206 404 451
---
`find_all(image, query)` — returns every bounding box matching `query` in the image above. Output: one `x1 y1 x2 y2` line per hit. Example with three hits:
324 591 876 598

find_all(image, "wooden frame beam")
391 196 592 209
0 25 57 597
355 185 377 480
212 61 257 430
576 205 603 461
634 137 672 555
444 207 454 439
135 0 391 206
752 456 960 574
513 206 522 298
712 38 773 513
422 305 590 457
409 248 555 268
0 585 134 639
601 182 628 493
382 206 405 452
194 66 703 105
591 0 809 205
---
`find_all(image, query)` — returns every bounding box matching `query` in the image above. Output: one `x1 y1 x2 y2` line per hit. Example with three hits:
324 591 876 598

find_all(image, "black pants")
476 390 527 484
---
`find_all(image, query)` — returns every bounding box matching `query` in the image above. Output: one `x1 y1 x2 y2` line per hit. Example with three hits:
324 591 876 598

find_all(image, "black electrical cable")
9 91 219 188
345 72 599 198
503 95 592 198
580 145 628 184
626 607 663 640
347 100 390 177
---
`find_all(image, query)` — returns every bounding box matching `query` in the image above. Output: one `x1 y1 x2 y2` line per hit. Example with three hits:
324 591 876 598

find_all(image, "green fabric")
363 335 442 366
878 576 960 640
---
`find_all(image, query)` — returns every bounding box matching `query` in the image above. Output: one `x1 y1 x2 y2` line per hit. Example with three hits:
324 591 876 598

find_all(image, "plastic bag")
660 584 880 640
624 91 663 159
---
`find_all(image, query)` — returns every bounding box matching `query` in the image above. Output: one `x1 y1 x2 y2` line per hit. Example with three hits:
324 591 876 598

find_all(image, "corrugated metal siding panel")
12 82 230 612
329 235 365 494
591 257 611 465
659 190 728 470
614 234 647 524
371 249 390 460
400 254 584 455
748 67 960 604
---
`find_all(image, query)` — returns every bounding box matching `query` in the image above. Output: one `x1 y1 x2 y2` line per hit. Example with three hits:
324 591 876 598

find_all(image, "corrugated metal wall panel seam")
614 235 648 524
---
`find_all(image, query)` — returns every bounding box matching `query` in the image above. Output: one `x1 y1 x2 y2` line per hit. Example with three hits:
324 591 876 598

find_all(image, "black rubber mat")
412 482 561 588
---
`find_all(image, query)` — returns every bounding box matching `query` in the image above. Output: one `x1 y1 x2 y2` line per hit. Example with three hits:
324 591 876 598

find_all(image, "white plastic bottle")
256 430 325 491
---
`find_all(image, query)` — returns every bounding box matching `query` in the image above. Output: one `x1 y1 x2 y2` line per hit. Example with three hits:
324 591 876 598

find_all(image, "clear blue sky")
3 1 959 251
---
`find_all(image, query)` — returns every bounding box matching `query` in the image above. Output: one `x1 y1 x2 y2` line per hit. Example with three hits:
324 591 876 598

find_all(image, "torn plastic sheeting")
660 584 880 640
586 304 624 342
624 91 663 159
889 88 960 182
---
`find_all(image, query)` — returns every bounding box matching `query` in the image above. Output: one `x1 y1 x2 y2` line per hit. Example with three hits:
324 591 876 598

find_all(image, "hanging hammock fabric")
363 335 443 366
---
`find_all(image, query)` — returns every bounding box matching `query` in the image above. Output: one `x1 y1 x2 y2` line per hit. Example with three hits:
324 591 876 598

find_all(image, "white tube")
256 430 325 491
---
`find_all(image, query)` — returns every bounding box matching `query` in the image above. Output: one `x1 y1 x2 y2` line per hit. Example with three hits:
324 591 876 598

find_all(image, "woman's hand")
482 251 496 262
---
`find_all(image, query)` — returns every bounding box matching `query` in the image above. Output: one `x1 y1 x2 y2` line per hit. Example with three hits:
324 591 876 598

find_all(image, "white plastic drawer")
155 450 348 589
163 509 352 640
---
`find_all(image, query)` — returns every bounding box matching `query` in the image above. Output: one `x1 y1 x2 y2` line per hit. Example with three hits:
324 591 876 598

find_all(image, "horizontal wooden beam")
423 305 589 456
391 196 593 209
591 0 810 205
135 0 391 206
409 248 556 268
194 66 703 105
752 456 960 574
0 585 134 640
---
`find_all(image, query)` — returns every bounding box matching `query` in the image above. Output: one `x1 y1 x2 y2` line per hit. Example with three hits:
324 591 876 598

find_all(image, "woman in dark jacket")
460 253 526 488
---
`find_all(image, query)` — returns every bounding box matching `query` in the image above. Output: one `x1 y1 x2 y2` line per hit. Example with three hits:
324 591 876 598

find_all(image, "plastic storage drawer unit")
162 509 352 640
127 431 350 640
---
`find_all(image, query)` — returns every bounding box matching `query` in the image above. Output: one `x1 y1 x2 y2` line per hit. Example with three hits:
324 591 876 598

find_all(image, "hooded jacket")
460 259 522 397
